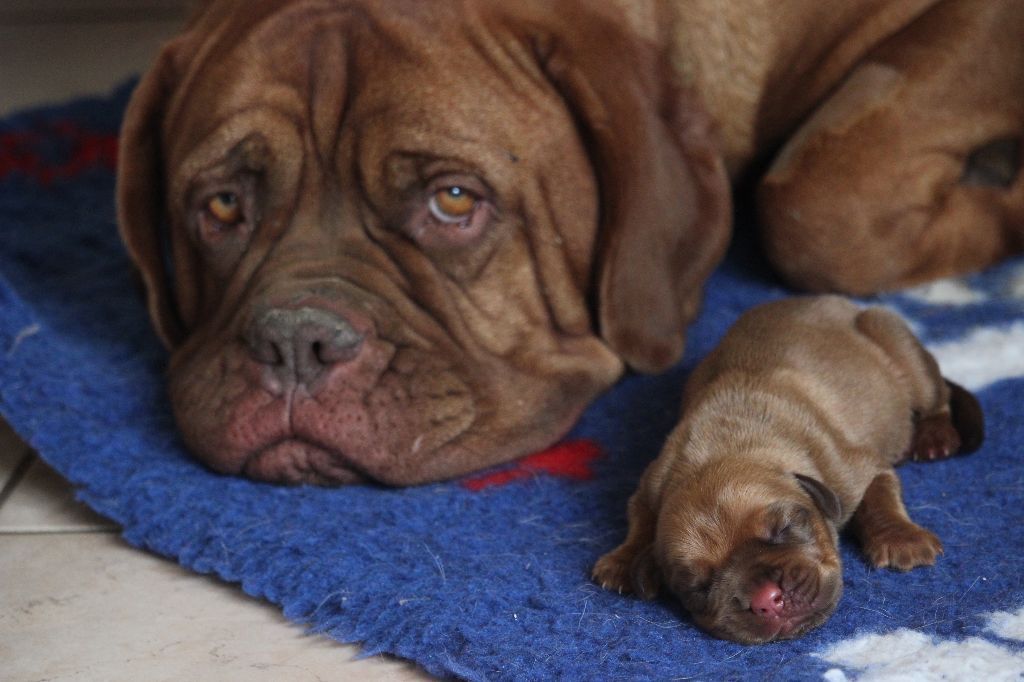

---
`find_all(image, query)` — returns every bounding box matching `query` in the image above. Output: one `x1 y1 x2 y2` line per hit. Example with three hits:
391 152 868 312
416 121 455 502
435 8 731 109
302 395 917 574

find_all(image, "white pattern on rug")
1007 264 1024 301
903 279 989 306
902 262 1024 305
819 607 1024 681
886 269 1024 391
926 322 1024 391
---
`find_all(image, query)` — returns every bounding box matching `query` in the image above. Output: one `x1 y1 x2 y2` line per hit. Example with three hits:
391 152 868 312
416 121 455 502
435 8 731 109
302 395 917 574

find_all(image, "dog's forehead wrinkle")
376 148 491 193
171 111 278 190
178 2 428 169
345 39 572 178
244 1 380 60
663 503 732 570
305 30 351 176
170 1 331 128
662 471 794 574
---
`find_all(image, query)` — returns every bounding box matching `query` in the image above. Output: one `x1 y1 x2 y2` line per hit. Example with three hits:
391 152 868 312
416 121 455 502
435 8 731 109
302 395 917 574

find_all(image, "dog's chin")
168 333 613 486
242 438 368 485
168 342 481 485
180 386 480 486
700 601 839 644
697 568 843 644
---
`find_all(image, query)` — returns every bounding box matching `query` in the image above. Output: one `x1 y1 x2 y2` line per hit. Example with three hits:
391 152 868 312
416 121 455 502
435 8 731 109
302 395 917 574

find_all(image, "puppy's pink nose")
750 582 785 618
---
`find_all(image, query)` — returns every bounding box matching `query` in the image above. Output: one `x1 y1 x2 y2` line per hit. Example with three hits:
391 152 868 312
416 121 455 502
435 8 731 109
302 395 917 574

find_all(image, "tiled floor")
0 6 431 680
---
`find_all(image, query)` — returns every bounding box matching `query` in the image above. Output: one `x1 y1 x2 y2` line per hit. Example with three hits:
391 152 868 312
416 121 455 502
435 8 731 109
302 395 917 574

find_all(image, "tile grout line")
0 526 119 535
0 443 122 535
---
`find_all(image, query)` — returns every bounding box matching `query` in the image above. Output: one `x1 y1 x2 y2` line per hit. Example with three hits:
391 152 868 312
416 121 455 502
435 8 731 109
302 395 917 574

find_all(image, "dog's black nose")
244 307 364 389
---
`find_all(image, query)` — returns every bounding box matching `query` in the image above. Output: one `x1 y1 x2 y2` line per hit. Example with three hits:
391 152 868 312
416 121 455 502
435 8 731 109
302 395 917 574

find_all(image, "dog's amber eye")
429 186 477 223
207 192 243 225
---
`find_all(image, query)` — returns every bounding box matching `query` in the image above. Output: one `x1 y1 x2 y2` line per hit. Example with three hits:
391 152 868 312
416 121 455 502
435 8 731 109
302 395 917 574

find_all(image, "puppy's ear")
523 6 731 373
116 38 189 348
794 473 843 525
946 379 985 454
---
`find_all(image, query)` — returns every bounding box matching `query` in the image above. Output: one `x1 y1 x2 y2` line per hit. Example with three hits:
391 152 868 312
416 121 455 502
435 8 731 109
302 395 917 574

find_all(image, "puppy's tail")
946 379 985 454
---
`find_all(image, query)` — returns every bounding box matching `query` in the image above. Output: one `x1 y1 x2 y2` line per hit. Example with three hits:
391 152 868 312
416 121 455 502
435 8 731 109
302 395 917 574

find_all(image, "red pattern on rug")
0 121 117 185
461 439 603 491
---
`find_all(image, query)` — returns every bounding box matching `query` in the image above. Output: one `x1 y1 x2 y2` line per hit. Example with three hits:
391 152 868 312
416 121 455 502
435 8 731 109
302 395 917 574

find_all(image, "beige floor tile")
0 453 119 533
0 533 433 682
0 20 183 116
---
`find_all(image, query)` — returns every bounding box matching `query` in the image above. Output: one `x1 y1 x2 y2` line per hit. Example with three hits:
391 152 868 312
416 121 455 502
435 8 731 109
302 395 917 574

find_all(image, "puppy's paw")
592 549 635 595
592 545 661 599
908 414 961 462
863 523 943 571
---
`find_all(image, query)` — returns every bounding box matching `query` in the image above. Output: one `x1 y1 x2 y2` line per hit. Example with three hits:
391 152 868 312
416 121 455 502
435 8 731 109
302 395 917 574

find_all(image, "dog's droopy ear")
795 473 843 525
520 4 731 373
116 37 188 348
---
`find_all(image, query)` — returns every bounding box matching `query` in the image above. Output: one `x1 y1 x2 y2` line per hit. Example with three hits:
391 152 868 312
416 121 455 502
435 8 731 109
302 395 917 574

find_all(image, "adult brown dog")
591 296 985 643
117 0 1021 485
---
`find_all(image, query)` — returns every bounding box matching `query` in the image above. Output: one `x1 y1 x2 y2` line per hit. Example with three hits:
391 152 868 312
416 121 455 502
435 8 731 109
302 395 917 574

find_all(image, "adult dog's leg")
759 0 1024 294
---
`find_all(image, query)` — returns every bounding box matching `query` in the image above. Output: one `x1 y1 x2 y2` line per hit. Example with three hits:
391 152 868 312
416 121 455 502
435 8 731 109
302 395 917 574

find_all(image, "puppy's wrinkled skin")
119 0 1018 485
592 296 984 643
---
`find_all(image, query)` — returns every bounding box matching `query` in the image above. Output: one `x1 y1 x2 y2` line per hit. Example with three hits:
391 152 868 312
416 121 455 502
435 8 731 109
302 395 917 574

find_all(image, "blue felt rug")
2 84 1024 681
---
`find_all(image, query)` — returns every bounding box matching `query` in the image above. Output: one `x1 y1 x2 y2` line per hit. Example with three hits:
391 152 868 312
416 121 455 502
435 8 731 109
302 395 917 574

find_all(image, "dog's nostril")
312 326 363 364
246 336 285 366
245 307 365 386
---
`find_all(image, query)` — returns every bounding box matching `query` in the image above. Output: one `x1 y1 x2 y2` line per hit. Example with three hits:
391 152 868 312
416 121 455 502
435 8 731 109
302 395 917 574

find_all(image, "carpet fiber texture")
2 85 1023 681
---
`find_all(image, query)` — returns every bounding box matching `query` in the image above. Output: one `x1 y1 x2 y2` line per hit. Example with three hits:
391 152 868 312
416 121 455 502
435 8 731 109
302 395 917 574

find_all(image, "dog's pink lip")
745 615 805 643
763 601 836 641
742 603 820 642
752 613 790 639
774 617 802 638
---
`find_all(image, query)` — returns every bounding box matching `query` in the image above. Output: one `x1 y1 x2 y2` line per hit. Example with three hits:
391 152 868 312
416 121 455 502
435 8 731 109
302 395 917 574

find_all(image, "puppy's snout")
750 581 785 618
245 306 364 390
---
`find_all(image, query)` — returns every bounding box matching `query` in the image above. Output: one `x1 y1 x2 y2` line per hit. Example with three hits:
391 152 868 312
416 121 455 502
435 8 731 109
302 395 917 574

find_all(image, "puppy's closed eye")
683 584 713 613
666 563 713 599
762 504 814 545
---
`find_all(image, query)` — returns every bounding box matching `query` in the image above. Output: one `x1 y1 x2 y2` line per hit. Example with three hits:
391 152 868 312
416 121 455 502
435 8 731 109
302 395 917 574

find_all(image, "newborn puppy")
592 295 984 643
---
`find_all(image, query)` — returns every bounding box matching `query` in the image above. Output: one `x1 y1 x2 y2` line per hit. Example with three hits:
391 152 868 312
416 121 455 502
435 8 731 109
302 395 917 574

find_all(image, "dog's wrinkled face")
657 476 843 643
117 0 731 485
154 3 619 485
